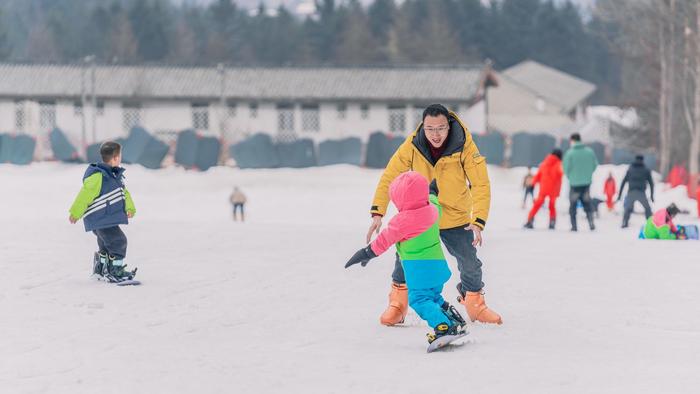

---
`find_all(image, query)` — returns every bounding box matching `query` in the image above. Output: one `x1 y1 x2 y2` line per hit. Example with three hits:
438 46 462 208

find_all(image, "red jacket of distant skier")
532 154 563 198
604 177 616 197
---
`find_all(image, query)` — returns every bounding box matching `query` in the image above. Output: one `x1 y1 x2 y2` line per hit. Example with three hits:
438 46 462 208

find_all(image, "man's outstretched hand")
366 216 382 243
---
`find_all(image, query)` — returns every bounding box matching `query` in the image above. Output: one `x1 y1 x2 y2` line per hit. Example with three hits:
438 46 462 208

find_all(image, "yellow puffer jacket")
370 112 491 230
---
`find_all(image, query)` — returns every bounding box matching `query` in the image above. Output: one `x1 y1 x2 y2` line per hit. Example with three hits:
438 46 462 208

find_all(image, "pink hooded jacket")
370 171 438 256
651 208 678 233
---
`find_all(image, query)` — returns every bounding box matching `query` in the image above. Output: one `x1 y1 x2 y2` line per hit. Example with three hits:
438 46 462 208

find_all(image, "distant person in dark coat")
617 155 654 228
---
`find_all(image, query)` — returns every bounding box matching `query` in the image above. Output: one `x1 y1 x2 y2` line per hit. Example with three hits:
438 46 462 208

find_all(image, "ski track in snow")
1 162 699 394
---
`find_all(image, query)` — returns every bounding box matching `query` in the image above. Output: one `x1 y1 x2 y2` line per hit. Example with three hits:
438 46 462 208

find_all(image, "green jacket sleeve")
69 173 102 219
124 188 136 216
429 193 442 218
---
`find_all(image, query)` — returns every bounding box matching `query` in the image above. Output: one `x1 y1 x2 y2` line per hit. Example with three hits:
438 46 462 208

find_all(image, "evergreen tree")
336 0 380 65
0 10 10 60
128 0 172 61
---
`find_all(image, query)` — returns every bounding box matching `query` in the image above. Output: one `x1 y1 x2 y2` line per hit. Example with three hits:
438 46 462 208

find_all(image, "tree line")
598 0 700 177
0 0 619 101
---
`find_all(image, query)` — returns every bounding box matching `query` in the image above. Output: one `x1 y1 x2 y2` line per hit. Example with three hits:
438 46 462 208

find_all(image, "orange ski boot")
457 286 502 325
379 282 408 326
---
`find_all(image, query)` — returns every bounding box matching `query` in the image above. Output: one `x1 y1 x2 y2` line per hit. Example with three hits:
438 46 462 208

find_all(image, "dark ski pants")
94 226 127 260
523 187 535 205
392 227 484 293
622 190 652 226
569 185 594 227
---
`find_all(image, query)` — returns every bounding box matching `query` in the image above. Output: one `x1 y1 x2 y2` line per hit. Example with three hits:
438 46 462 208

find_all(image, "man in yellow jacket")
367 104 502 325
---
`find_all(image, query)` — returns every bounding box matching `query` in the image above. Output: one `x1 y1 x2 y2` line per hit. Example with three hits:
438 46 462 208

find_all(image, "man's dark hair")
634 154 644 162
100 141 122 163
422 104 450 121
552 148 563 159
570 133 581 142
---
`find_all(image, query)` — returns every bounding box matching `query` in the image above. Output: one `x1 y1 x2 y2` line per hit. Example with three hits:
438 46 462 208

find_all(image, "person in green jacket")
69 141 137 282
562 133 599 231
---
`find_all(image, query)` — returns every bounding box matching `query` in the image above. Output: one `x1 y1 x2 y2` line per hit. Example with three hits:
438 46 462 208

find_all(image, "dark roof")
0 63 488 102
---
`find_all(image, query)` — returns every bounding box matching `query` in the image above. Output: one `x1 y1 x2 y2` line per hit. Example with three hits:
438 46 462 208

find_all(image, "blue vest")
82 163 129 232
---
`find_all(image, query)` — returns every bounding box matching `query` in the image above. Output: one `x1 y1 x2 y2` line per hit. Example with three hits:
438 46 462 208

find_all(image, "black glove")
429 179 439 196
344 246 377 268
651 195 655 203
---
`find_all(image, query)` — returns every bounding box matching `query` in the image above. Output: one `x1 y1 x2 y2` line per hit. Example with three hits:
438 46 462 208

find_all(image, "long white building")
0 63 496 151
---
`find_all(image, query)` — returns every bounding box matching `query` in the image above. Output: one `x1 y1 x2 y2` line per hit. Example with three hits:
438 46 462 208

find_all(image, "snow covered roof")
0 63 490 103
502 60 596 112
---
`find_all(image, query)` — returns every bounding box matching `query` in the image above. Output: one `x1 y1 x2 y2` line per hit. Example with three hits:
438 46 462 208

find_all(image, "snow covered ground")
1 162 699 394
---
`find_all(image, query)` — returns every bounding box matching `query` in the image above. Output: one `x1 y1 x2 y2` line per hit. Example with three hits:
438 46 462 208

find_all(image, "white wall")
460 99 486 134
0 100 14 131
2 98 484 145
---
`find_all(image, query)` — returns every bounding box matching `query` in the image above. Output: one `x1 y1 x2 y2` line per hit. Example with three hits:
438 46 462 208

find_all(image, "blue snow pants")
408 286 451 329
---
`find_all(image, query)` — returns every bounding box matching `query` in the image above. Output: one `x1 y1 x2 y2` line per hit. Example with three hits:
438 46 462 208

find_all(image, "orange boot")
458 289 502 325
379 282 408 326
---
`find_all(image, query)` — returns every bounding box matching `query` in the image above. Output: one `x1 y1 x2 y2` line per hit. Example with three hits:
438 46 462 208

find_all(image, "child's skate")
94 255 140 286
442 302 468 331
92 252 107 276
426 322 468 353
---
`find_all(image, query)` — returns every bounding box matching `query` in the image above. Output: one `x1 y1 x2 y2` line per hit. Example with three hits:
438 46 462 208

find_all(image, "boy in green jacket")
69 141 137 282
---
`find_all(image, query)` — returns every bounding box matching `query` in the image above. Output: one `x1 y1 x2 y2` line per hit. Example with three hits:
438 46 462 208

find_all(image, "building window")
192 103 210 130
301 104 320 133
360 104 370 119
14 101 25 131
413 106 425 127
388 106 406 134
277 104 295 142
227 101 237 118
39 101 56 130
74 101 83 117
250 103 258 118
337 103 347 119
122 104 141 132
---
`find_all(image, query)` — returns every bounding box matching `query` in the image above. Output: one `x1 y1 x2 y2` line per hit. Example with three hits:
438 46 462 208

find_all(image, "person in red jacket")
604 172 617 211
524 149 564 230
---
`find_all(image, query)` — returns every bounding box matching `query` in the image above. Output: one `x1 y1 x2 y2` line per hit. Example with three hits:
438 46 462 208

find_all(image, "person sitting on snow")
345 171 467 345
642 203 680 240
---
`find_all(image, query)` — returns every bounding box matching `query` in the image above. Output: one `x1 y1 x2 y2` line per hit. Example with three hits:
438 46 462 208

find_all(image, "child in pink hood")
345 171 466 344
642 203 680 239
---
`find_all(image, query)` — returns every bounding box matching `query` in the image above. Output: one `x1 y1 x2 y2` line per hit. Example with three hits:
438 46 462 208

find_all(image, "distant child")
604 172 617 211
642 203 680 240
69 141 137 282
229 186 247 221
345 171 466 344
522 168 535 208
